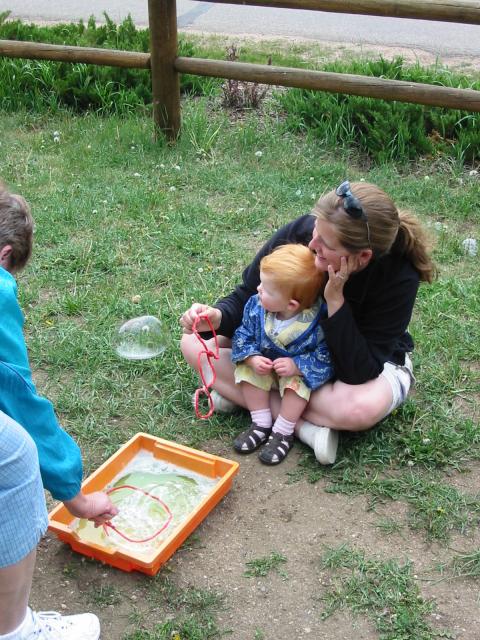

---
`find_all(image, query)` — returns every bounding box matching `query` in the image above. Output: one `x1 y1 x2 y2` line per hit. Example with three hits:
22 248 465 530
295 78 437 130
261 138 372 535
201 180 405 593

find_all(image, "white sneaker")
191 389 238 413
297 421 339 465
22 610 100 640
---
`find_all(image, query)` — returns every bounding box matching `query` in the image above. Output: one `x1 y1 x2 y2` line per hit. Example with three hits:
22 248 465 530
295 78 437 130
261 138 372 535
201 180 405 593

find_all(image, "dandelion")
295 189 302 196
197 268 203 273
254 150 263 158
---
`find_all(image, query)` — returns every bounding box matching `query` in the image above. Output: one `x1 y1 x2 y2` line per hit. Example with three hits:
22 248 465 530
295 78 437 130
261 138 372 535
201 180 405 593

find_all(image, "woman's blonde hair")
260 244 325 310
0 183 34 272
313 182 436 283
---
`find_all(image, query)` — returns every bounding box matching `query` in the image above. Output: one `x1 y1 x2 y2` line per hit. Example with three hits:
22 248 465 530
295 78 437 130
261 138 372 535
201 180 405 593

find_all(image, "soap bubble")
114 316 166 360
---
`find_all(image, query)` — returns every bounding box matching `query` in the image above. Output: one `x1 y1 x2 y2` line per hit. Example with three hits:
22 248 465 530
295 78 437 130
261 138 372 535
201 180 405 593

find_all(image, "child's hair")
260 244 325 310
0 183 34 272
314 182 436 283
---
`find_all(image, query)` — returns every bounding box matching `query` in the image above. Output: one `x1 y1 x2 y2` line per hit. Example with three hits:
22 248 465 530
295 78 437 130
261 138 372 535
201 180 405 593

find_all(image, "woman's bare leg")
180 333 247 408
181 334 394 432
300 376 394 433
0 548 36 633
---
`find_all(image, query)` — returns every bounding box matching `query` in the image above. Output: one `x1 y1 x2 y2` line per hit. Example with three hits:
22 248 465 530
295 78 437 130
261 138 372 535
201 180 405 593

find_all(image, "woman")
180 181 435 464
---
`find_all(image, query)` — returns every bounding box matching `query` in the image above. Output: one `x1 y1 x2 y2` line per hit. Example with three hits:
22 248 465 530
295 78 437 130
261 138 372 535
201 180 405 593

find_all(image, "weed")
221 44 270 110
320 545 450 639
244 551 288 579
86 584 121 607
438 549 480 580
374 517 405 537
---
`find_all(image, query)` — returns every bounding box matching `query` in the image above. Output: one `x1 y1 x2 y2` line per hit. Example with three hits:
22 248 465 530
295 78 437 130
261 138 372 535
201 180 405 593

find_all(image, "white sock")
250 409 272 429
273 414 296 437
0 608 31 640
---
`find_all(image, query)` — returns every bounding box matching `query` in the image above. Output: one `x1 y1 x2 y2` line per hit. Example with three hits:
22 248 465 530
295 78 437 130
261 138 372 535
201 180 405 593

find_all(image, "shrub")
0 12 219 114
277 57 480 163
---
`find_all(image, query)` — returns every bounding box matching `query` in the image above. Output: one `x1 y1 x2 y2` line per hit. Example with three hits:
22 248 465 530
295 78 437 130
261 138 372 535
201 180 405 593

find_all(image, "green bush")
277 57 480 163
0 12 220 114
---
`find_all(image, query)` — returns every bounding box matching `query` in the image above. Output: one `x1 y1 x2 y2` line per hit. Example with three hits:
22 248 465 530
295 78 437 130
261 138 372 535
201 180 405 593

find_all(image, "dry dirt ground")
32 439 480 640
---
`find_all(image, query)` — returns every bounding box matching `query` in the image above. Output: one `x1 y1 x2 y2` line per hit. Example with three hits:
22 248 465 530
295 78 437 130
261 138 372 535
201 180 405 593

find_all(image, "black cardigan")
214 214 420 385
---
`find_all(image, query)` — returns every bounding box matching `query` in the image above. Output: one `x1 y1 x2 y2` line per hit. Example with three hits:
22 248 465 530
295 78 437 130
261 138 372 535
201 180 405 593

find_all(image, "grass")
320 546 447 640
244 551 288 578
126 576 225 640
0 71 478 637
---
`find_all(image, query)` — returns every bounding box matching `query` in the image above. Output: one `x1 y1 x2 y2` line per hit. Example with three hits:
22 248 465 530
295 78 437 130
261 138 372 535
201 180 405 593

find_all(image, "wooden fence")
1 0 480 139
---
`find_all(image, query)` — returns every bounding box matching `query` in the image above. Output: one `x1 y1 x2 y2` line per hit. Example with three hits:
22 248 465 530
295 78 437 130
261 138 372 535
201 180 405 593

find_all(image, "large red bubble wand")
192 314 220 419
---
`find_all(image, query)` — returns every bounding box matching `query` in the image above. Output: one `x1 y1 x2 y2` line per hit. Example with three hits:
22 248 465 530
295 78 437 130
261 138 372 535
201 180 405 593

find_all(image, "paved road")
1 0 480 60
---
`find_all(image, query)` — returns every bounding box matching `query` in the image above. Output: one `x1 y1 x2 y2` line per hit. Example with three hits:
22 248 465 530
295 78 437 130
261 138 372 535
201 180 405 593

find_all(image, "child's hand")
180 303 222 334
273 357 300 378
64 490 119 527
247 355 273 375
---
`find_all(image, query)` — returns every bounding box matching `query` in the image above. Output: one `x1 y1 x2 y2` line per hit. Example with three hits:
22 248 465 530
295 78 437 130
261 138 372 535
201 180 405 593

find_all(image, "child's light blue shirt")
0 266 82 501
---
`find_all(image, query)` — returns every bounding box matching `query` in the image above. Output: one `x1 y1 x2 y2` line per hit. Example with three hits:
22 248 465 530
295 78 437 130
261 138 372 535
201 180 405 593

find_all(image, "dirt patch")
31 441 480 639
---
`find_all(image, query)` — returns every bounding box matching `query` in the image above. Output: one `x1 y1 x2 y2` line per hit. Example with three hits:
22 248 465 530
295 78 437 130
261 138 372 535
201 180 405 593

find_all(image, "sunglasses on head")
335 180 371 247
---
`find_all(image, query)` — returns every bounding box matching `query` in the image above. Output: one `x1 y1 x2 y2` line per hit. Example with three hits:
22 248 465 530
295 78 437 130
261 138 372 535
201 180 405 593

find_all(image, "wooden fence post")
148 0 180 140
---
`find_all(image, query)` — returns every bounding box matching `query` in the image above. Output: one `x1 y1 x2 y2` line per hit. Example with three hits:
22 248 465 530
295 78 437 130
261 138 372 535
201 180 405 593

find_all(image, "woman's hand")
246 355 273 375
273 357 300 378
180 303 222 334
64 491 119 527
324 256 351 316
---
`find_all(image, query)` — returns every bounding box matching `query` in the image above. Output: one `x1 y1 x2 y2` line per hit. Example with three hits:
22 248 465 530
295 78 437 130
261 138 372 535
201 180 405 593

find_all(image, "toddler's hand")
273 357 300 378
248 355 273 375
180 303 222 334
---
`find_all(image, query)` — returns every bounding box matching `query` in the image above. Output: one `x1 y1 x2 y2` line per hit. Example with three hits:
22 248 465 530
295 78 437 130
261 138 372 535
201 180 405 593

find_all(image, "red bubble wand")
102 485 173 544
192 314 219 420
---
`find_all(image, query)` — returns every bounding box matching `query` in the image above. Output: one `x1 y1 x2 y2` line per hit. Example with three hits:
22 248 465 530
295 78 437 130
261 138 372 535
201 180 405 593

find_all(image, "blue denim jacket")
231 294 334 390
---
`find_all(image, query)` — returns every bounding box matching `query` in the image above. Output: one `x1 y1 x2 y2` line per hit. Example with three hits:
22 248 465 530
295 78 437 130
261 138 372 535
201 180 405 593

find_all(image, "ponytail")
393 211 437 283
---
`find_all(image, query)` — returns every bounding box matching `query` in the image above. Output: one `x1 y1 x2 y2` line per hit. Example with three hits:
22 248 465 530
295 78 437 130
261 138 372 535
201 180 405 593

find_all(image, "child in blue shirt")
0 184 117 640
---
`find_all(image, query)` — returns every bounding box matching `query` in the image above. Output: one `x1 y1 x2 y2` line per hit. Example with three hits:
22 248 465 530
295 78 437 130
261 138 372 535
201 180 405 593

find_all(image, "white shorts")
380 354 415 416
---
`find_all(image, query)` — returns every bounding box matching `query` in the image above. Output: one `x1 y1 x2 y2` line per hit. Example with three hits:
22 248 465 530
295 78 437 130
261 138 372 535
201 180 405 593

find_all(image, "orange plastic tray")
48 433 239 575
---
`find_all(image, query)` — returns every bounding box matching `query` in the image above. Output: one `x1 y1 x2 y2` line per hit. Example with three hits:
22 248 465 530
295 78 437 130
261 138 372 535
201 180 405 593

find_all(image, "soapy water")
114 316 167 360
72 450 217 557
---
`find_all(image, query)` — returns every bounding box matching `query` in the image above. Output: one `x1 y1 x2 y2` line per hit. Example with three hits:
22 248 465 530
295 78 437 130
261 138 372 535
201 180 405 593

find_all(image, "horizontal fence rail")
1 0 480 138
175 57 480 112
0 40 150 68
198 0 480 25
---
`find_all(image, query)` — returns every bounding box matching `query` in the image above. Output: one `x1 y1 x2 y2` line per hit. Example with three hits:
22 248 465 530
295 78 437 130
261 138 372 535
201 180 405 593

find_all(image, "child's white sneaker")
297 421 338 465
22 609 100 640
191 389 238 413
